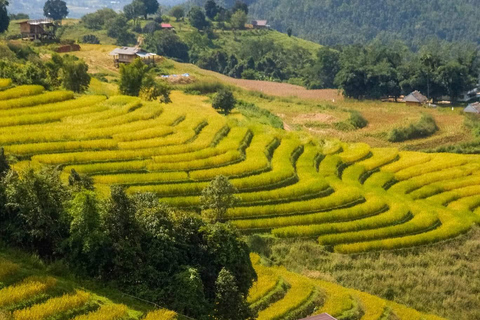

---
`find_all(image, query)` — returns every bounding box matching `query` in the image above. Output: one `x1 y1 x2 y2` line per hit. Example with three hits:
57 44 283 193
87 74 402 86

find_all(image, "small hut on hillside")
109 47 157 67
464 102 480 114
404 90 428 106
17 19 56 40
160 23 174 30
252 20 269 29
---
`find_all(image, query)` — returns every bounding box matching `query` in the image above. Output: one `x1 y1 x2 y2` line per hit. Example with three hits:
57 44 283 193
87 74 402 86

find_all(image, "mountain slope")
248 0 480 47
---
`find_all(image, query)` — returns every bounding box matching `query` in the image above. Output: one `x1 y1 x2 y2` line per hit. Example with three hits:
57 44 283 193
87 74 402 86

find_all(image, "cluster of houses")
403 90 480 114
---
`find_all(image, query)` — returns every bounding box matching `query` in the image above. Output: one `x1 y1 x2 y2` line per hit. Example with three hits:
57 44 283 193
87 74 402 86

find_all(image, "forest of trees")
0 153 256 319
248 0 480 48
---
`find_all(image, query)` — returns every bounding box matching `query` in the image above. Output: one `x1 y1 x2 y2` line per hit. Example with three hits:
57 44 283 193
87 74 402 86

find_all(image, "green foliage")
139 73 171 103
305 47 340 89
143 21 160 34
9 13 29 20
349 111 368 129
107 14 136 46
43 0 69 20
201 175 238 222
188 6 209 31
205 0 220 20
232 1 248 14
388 114 438 142
141 0 159 18
171 268 208 317
214 268 253 320
231 10 247 30
287 28 292 37
0 0 9 34
144 30 189 62
236 100 284 129
124 0 146 24
2 168 70 257
170 5 185 21
119 58 148 96
81 34 100 44
61 55 91 93
81 8 117 30
68 169 94 191
183 80 227 95
0 147 9 177
248 0 480 47
212 89 236 115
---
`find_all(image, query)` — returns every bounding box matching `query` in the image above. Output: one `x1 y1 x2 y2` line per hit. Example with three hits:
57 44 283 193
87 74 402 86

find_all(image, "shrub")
212 89 236 115
388 114 438 142
82 34 100 44
184 81 228 95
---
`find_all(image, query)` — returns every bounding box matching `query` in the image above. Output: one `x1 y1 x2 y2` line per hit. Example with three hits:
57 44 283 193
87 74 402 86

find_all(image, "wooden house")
299 313 338 320
404 90 428 106
464 102 480 114
17 19 56 40
109 47 158 67
252 20 269 29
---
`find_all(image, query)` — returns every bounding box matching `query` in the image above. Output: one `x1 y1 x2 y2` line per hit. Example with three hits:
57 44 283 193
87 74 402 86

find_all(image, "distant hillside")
7 0 184 18
247 0 480 47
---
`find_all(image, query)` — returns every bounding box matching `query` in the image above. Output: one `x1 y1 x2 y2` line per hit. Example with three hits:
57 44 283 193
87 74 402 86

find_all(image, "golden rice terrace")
1 82 480 254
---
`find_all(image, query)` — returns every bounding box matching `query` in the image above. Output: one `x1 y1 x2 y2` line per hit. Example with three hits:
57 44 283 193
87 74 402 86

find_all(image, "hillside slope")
248 0 480 47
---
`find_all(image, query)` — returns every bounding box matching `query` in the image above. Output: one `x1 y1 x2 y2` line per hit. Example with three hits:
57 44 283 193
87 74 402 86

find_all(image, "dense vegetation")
248 0 480 48
0 161 256 319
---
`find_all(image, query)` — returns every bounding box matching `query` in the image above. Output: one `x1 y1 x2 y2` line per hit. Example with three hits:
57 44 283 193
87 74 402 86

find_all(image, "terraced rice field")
0 257 177 320
248 254 446 320
0 252 444 320
1 82 480 254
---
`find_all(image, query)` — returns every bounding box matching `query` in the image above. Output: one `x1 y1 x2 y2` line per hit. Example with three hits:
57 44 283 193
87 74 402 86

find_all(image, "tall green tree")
3 168 70 257
188 6 208 30
214 268 253 320
201 175 238 222
205 0 219 20
119 58 148 96
43 0 69 20
0 0 9 34
144 30 189 62
0 148 9 177
124 0 145 25
232 0 248 14
230 10 247 29
141 0 159 19
61 55 91 93
170 5 185 21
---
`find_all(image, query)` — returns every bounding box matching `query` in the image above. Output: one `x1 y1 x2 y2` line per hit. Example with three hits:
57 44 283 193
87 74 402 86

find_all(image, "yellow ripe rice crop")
0 277 57 307
0 91 74 110
5 139 118 156
0 85 44 101
13 290 90 320
0 78 12 88
248 255 281 304
93 171 189 185
338 143 371 163
143 309 178 320
72 304 128 320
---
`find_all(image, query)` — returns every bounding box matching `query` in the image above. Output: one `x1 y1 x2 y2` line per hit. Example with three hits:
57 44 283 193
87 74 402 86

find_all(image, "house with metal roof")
252 20 269 29
109 47 158 67
464 102 480 114
403 90 428 106
298 313 338 320
17 19 56 40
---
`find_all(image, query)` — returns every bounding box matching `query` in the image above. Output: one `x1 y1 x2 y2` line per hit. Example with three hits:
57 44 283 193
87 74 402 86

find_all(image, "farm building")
160 23 174 30
252 20 269 29
404 90 428 106
17 19 56 40
109 47 158 67
299 313 338 320
464 102 480 114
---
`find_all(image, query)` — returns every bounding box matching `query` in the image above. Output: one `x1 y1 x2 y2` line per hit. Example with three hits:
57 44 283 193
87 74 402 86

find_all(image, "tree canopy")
43 0 69 21
0 0 9 34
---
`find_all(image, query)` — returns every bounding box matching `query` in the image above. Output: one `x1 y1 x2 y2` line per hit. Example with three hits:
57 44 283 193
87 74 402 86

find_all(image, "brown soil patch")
200 69 343 101
293 113 338 124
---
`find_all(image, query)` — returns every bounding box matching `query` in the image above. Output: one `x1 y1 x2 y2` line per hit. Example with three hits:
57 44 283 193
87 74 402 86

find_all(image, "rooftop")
404 90 428 103
109 47 156 57
252 20 268 26
17 19 54 26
